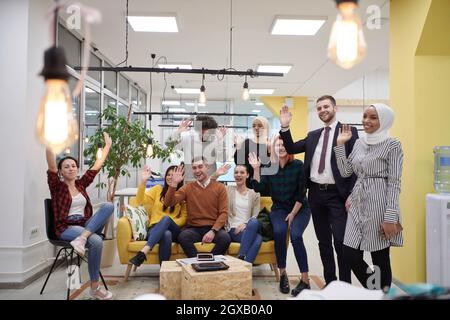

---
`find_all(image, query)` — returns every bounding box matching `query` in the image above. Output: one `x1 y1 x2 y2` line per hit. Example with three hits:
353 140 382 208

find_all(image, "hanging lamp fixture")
328 0 366 69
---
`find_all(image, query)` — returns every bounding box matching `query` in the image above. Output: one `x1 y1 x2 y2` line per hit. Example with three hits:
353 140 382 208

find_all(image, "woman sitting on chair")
46 132 114 300
213 164 262 263
129 165 187 267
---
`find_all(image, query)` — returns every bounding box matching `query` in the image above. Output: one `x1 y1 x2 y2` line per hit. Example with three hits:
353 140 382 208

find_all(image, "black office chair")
40 199 108 300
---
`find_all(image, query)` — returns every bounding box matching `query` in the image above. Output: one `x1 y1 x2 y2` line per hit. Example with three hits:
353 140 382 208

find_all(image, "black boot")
291 280 311 296
129 251 147 267
279 273 290 294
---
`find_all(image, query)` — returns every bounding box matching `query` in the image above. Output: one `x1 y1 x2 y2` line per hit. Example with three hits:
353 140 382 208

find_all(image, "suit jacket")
279 122 358 200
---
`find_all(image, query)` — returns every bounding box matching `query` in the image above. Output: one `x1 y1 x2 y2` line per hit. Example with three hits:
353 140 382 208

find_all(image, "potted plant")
84 105 175 266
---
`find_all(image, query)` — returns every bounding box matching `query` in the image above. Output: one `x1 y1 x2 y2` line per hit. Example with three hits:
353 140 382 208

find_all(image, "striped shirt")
334 138 404 251
251 159 309 213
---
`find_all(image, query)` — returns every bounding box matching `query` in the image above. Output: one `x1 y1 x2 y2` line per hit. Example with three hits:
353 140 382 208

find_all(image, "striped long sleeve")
384 140 403 223
334 144 355 178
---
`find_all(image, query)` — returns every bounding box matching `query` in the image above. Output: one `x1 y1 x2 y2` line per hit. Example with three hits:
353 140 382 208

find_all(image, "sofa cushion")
124 205 148 241
227 241 275 255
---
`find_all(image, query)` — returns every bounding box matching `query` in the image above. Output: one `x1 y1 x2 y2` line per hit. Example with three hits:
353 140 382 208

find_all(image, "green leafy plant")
84 106 176 202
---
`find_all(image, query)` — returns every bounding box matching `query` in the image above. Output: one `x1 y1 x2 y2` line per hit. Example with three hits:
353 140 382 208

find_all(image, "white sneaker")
70 236 86 257
89 285 114 300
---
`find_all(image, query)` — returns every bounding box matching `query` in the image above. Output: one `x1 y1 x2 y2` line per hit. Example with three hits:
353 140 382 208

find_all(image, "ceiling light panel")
174 88 201 94
271 17 326 36
127 16 178 32
249 89 275 95
257 65 292 74
161 100 181 106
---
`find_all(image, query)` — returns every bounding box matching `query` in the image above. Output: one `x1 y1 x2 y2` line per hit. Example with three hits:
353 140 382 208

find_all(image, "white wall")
307 68 389 137
333 68 389 101
0 0 55 283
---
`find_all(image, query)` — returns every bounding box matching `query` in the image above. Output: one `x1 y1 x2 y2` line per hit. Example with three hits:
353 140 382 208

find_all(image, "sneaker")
70 236 86 257
279 273 290 294
89 285 113 300
291 280 311 297
129 251 147 267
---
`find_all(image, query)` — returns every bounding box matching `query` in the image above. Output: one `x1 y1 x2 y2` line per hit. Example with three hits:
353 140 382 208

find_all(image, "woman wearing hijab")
333 103 404 292
234 116 271 193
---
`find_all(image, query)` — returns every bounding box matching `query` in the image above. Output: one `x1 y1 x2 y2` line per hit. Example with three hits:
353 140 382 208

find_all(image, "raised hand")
248 152 261 170
171 164 185 187
141 165 152 184
337 124 353 146
233 133 244 149
103 131 112 147
279 105 292 128
215 163 231 177
177 118 192 133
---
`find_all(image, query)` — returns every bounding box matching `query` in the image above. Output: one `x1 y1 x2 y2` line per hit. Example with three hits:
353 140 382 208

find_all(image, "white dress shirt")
310 120 338 184
196 177 211 189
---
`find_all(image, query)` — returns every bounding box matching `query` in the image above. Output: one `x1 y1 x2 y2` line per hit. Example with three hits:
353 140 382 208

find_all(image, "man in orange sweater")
164 156 231 257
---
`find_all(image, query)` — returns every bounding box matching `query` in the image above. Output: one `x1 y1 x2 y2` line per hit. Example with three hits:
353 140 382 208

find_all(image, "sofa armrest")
117 216 132 264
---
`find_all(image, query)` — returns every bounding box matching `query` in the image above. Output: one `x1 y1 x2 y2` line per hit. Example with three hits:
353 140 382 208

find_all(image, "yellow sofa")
117 196 280 281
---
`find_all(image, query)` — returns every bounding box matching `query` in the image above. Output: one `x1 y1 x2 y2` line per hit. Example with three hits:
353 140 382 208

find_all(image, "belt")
310 182 337 191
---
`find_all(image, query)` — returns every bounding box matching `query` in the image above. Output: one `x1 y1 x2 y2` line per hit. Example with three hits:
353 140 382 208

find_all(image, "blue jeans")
228 218 262 263
146 216 181 263
60 202 114 282
270 207 311 272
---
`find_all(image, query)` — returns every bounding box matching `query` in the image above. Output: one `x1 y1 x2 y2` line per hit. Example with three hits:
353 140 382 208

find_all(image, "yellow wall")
260 96 308 161
390 0 450 283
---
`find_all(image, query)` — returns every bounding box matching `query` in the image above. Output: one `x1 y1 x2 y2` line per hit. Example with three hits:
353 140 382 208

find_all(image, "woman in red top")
46 132 114 300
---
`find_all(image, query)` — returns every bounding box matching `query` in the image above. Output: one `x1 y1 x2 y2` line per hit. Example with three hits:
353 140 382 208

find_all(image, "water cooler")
426 194 450 287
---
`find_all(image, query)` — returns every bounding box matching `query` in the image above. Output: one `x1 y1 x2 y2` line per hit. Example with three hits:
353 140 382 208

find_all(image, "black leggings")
343 245 392 291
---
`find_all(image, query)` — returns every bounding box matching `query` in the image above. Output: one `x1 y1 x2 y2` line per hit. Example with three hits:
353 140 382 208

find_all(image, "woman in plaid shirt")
46 132 114 300
249 136 311 297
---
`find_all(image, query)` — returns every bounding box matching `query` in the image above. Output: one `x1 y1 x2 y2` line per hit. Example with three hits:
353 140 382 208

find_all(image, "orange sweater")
164 181 228 230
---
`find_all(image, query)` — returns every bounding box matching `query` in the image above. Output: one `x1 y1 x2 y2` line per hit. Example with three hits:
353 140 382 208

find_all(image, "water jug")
434 146 450 193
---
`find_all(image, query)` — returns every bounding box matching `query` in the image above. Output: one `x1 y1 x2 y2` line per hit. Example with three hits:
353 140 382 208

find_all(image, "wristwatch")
211 228 218 234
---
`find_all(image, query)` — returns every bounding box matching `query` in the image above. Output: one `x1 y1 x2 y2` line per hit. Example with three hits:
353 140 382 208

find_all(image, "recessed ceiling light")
257 65 292 74
249 89 275 95
252 109 261 113
167 107 186 112
185 102 195 106
198 103 206 107
158 63 192 70
270 17 326 36
174 88 200 94
127 16 178 32
161 100 180 106
254 102 264 106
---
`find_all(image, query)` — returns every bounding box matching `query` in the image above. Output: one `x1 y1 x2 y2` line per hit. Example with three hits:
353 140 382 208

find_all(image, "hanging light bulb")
146 138 154 157
242 77 250 101
199 73 207 104
328 0 366 69
96 142 103 160
36 46 78 154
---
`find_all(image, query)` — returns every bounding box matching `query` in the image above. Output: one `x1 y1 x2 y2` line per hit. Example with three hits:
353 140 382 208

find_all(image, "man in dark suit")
279 95 358 285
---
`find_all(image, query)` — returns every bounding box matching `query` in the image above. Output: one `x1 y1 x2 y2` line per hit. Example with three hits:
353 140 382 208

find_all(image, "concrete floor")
0 220 384 300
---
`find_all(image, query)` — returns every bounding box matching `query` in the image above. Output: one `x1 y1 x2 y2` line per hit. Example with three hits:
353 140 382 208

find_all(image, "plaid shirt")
47 169 99 238
251 159 309 212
